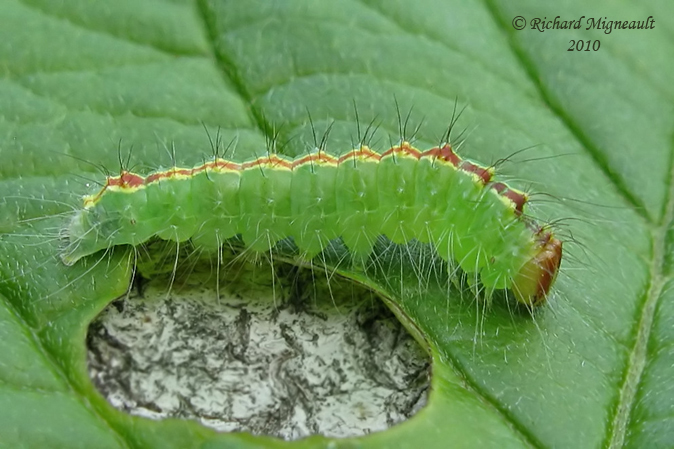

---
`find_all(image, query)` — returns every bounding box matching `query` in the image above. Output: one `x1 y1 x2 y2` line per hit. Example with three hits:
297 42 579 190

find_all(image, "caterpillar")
61 141 562 306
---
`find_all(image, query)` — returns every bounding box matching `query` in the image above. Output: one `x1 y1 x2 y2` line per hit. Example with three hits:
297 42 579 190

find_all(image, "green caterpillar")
62 142 562 306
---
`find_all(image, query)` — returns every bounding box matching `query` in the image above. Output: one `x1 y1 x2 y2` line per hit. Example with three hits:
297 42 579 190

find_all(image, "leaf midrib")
606 151 674 448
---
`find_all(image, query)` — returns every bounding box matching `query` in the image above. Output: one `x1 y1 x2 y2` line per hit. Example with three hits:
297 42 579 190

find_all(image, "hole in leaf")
87 246 430 440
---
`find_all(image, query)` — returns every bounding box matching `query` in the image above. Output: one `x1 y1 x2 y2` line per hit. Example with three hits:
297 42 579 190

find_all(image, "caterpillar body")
63 142 562 306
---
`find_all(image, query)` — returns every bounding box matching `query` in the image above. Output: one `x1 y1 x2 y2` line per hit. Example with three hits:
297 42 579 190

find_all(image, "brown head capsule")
512 232 563 306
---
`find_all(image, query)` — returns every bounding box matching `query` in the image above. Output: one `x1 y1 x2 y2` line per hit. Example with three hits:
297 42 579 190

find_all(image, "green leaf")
0 0 672 448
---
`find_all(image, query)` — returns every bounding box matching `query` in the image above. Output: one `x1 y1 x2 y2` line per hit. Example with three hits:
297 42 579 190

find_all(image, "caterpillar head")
512 232 563 306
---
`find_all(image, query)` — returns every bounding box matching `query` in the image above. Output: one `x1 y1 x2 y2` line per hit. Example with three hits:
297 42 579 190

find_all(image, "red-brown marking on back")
108 172 144 188
503 189 528 216
146 172 165 184
267 155 293 169
380 146 399 158
239 159 259 170
292 152 339 168
213 160 241 171
460 161 492 184
190 164 208 175
337 148 382 164
239 155 293 170
490 182 508 194
380 142 422 160
491 182 527 215
421 144 461 167
148 168 188 184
